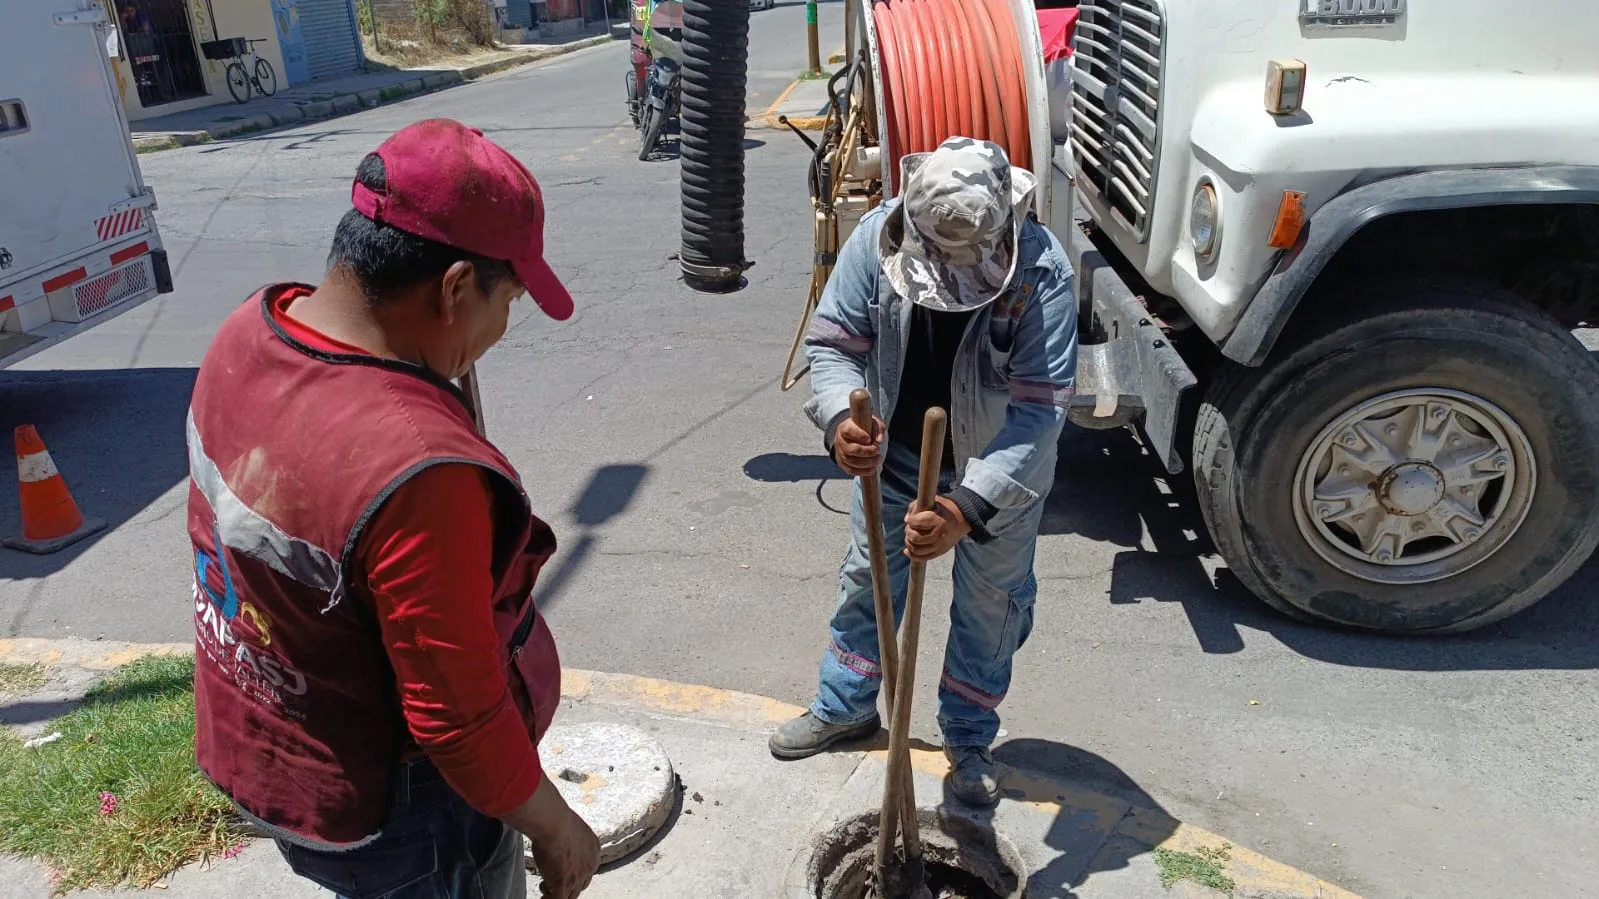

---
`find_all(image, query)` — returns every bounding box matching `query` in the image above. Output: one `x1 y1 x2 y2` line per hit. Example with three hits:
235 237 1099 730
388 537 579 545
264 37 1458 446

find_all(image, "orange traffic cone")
3 425 106 554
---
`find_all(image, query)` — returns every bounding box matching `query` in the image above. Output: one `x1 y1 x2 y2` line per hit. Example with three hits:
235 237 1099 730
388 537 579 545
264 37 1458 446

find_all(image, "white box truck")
0 0 174 368
819 0 1599 633
1056 0 1599 634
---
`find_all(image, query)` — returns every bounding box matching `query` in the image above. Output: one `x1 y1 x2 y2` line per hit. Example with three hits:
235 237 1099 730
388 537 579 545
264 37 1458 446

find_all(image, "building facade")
105 0 365 122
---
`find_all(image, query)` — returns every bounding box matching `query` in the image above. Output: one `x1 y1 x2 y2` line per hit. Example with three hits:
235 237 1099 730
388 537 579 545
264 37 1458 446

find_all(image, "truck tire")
1193 279 1599 634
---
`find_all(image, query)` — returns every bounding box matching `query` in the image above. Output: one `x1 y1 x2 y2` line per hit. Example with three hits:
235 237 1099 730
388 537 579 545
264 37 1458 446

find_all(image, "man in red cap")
186 119 597 898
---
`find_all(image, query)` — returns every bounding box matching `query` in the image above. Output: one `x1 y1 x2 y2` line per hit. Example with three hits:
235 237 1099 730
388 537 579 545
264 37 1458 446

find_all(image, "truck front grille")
1069 0 1167 242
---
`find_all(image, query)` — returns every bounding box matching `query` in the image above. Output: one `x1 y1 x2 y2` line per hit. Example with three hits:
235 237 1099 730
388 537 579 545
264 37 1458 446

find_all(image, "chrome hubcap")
1292 389 1535 584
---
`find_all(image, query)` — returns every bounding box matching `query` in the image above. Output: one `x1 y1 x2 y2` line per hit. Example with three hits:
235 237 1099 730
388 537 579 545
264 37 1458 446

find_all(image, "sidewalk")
129 25 622 153
0 641 1360 899
753 55 847 133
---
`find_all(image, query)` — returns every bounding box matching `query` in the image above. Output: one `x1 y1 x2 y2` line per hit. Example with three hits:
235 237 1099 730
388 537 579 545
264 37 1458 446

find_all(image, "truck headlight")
1190 178 1220 261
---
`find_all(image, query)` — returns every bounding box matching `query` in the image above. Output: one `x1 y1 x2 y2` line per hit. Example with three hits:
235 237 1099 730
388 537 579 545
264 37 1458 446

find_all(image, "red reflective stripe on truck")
0 296 14 313
42 267 87 293
110 241 149 267
95 208 145 242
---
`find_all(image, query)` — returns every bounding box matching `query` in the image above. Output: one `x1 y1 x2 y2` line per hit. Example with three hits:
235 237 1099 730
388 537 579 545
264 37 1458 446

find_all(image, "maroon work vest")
187 284 561 847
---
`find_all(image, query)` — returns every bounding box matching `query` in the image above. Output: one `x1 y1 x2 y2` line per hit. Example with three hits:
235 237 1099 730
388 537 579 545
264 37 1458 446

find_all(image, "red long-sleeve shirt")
272 288 541 818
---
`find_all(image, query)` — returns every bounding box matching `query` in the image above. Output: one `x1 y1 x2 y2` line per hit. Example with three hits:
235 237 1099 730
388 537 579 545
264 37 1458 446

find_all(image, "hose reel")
779 0 1048 389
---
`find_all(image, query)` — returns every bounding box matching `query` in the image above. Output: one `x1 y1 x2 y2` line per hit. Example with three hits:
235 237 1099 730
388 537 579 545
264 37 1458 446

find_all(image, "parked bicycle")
202 37 277 103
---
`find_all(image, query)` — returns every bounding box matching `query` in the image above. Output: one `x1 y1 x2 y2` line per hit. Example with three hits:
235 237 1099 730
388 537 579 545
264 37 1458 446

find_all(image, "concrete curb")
750 77 829 133
755 47 849 132
0 637 189 670
770 113 829 133
130 35 612 153
1 638 1360 898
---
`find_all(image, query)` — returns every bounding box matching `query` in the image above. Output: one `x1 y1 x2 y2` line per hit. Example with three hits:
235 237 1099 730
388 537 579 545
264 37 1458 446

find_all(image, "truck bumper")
1065 224 1198 474
152 249 174 294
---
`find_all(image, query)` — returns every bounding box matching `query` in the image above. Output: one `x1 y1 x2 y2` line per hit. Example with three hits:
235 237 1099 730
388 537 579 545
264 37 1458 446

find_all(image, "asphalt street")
3 5 1598 897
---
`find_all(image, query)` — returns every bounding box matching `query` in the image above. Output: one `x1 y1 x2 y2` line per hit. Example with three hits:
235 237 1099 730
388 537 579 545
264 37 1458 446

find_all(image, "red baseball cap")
350 118 573 321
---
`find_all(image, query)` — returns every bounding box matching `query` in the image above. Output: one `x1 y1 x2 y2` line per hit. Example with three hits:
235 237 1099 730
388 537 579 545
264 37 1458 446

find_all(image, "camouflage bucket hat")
880 136 1039 312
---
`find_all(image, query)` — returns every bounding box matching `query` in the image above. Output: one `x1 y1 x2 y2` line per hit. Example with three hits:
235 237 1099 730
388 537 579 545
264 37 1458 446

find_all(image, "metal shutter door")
507 0 534 29
299 0 363 80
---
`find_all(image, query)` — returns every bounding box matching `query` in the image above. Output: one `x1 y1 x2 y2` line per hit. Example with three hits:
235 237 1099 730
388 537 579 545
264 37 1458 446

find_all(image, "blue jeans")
275 759 526 899
813 440 1041 748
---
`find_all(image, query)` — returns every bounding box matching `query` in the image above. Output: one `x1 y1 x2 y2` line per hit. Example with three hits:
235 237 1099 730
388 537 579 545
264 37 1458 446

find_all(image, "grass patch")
796 67 831 81
0 662 47 695
1154 843 1236 895
0 655 242 895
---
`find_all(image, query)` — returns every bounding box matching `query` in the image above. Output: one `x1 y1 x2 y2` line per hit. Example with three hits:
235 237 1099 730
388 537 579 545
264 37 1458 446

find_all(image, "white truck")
810 0 1599 634
1 0 174 368
1059 0 1599 634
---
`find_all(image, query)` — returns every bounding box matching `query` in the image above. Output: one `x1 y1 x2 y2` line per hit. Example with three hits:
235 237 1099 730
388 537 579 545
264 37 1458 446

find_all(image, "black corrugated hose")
679 0 752 292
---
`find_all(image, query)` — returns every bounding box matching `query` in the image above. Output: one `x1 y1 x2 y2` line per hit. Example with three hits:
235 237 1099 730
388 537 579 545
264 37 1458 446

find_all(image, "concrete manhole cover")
525 721 678 869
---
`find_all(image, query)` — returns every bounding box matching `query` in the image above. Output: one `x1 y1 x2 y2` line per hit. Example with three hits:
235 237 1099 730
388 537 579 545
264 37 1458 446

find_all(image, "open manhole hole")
785 809 1025 899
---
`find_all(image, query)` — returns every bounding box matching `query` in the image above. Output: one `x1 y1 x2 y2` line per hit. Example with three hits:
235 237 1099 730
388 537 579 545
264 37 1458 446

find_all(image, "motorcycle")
635 54 681 161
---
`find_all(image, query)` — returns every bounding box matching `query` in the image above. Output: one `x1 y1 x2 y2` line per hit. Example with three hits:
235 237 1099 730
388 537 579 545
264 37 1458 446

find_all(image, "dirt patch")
362 30 513 70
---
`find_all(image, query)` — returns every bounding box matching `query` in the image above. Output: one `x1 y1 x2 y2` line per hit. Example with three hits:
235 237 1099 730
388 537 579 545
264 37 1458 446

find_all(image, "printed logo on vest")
195 534 309 713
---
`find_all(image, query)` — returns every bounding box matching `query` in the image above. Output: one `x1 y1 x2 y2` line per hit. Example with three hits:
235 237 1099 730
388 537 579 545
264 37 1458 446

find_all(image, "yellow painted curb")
1120 805 1360 898
576 671 1363 899
770 113 828 131
755 78 830 132
0 641 1359 898
562 667 804 728
762 78 801 121
0 638 189 671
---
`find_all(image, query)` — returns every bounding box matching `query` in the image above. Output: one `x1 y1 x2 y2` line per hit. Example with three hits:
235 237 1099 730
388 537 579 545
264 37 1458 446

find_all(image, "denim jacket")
803 200 1078 529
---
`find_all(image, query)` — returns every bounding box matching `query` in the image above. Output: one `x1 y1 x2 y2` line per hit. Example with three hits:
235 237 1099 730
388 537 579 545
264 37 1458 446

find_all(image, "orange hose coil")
872 0 1033 194
873 3 910 185
903 0 934 153
942 3 980 149
924 4 965 150
965 0 1015 161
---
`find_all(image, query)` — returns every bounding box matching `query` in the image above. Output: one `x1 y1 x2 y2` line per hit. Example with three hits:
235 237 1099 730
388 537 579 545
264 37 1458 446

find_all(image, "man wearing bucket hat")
772 137 1078 807
188 119 598 898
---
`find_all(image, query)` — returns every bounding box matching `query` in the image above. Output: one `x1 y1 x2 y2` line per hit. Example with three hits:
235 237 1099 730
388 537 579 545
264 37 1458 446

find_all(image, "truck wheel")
1193 280 1599 634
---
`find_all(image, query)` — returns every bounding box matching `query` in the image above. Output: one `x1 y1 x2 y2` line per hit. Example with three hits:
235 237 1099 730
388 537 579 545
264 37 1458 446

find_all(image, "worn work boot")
768 711 881 760
944 745 1000 807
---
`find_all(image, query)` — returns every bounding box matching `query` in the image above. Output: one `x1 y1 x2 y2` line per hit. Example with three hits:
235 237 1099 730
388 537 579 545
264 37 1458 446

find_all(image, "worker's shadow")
820 730 1173 896
742 451 851 514
980 738 1176 898
992 737 1177 897
533 462 650 611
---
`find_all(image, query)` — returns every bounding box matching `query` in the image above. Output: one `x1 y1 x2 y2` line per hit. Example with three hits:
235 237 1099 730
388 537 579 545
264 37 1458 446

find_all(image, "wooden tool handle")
914 407 947 513
849 387 873 435
877 405 948 868
459 364 486 438
854 387 918 863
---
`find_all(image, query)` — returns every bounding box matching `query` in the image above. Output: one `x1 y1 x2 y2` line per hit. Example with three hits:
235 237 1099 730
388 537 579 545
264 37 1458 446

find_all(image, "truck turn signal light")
1268 191 1308 249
